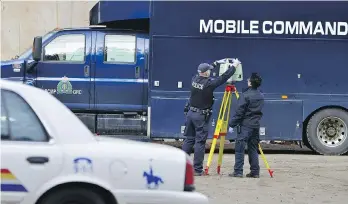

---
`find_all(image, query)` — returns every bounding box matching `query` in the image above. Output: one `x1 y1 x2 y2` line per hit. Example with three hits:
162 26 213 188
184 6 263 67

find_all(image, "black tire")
39 187 106 204
306 108 348 155
302 127 314 151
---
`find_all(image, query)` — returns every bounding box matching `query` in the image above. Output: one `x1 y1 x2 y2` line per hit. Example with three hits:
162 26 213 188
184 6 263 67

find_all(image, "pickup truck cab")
1 27 150 136
0 79 209 204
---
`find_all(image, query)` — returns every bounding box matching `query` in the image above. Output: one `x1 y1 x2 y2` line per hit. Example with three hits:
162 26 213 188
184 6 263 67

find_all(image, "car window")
1 99 10 139
1 90 48 142
104 34 136 63
43 34 85 62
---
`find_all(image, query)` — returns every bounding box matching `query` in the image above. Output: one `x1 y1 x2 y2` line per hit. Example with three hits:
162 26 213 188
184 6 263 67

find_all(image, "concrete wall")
1 0 97 61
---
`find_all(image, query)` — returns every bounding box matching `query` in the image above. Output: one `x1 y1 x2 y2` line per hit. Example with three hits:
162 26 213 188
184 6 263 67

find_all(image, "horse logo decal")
143 165 164 189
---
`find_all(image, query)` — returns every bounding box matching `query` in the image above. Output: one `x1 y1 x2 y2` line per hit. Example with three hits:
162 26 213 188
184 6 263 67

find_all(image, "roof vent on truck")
89 25 107 28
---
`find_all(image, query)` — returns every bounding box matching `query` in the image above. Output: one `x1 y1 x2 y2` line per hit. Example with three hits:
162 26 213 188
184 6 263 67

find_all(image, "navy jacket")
229 87 264 129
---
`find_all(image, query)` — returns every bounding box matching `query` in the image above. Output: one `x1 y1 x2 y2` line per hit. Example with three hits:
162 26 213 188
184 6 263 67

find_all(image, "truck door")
35 30 92 110
94 31 147 112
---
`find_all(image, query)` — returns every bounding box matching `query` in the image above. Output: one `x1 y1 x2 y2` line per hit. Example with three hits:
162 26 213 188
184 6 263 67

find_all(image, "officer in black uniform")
228 72 264 178
182 59 241 176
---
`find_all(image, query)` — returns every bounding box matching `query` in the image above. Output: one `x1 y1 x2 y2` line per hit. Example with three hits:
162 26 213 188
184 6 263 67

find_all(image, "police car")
0 79 209 204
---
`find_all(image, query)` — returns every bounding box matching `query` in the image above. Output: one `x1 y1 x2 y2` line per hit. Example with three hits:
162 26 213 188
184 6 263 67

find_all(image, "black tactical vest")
189 76 214 110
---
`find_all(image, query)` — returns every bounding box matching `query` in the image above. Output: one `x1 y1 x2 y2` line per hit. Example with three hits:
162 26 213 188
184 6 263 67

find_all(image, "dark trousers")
234 126 260 175
182 110 211 173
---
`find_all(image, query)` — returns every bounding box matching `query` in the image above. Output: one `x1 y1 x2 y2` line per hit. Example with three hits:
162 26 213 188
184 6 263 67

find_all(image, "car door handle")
26 156 49 164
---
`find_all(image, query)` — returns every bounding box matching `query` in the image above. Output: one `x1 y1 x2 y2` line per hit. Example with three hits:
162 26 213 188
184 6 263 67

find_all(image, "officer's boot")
246 173 259 178
228 172 243 178
194 171 203 176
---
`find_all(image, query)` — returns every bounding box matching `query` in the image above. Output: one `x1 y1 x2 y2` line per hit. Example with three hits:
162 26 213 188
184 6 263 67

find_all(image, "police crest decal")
57 76 73 94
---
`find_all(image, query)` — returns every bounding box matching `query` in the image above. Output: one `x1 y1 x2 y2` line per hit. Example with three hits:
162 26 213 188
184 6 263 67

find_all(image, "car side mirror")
32 36 42 61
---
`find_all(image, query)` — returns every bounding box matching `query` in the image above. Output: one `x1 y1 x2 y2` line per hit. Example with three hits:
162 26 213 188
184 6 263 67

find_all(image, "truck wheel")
39 188 106 204
306 108 348 155
302 128 314 151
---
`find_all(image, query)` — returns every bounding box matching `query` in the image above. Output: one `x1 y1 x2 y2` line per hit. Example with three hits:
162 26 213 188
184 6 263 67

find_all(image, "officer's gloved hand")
211 61 218 68
228 127 234 133
231 58 241 68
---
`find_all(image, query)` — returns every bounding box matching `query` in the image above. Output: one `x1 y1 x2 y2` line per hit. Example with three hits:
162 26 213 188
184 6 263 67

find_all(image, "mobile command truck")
1 1 348 155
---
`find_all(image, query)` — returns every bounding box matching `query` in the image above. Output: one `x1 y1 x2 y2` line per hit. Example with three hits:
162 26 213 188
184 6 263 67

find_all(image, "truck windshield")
17 31 57 60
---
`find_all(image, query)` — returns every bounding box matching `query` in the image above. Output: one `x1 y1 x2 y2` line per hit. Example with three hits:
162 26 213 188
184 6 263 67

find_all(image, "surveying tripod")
204 83 274 177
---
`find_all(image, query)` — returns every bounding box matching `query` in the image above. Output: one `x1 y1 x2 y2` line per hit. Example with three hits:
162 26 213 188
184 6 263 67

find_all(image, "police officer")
182 59 241 176
228 72 264 178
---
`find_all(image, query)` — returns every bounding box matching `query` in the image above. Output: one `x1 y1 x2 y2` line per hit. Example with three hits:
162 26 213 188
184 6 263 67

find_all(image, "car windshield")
17 30 58 60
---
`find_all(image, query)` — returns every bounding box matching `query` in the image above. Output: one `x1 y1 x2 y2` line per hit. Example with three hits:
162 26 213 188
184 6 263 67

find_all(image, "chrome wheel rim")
317 116 347 147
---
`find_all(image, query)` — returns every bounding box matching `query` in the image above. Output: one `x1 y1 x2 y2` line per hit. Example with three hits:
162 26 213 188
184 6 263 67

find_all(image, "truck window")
43 34 85 62
0 90 48 142
104 34 136 63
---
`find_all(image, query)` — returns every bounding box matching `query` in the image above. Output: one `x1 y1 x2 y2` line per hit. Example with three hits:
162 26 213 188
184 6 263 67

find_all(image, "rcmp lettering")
45 89 56 95
44 76 82 95
192 82 204 90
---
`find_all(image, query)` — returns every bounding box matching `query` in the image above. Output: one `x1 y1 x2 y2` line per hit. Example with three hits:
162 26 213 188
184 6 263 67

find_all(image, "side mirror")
32 36 42 61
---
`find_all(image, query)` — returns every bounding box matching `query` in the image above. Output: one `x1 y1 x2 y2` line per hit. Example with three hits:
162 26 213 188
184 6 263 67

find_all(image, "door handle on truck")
135 66 140 78
26 156 49 164
84 65 90 77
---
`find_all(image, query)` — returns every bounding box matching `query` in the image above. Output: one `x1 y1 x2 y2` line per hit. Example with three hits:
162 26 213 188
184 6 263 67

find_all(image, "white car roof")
0 80 96 144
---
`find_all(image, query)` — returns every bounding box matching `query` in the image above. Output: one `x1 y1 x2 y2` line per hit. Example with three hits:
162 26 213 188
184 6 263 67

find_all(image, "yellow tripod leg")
204 90 228 175
217 91 232 174
205 116 223 175
205 135 218 175
258 144 274 178
217 133 226 175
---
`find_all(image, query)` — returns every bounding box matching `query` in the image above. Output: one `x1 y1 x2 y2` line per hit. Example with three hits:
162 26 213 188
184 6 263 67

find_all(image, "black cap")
198 63 214 73
249 72 262 88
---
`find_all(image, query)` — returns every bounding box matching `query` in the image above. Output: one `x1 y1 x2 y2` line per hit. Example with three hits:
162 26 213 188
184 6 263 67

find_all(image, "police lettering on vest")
192 81 204 90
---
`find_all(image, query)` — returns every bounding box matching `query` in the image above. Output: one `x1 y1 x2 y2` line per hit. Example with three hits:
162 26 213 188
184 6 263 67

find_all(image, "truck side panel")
150 93 305 140
148 1 348 139
150 1 348 40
